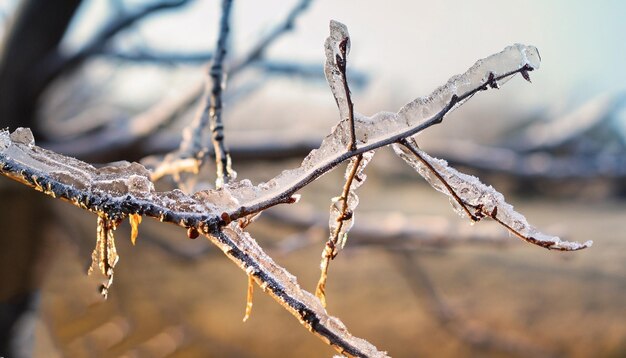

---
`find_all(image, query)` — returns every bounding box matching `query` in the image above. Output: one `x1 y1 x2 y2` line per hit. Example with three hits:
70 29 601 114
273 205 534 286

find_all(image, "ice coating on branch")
325 20 352 123
392 140 592 251
222 41 541 217
329 150 374 249
0 129 11 150
9 127 35 146
220 224 387 357
0 128 238 225
398 43 540 128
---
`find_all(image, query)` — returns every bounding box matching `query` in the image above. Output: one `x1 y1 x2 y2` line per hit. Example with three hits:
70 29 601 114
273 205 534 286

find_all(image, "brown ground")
29 155 626 358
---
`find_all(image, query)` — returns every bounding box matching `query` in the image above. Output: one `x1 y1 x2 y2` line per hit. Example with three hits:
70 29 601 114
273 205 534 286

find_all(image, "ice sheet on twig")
398 44 540 127
392 139 591 251
329 151 374 249
324 20 351 122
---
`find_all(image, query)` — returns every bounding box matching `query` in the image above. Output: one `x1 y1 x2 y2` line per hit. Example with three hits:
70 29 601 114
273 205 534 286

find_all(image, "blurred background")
0 0 625 357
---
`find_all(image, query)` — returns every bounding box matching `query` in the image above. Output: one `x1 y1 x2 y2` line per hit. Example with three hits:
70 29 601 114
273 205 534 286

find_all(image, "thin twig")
102 49 214 64
398 140 590 251
399 138 478 221
206 0 234 187
316 154 363 306
336 38 356 151
156 0 315 182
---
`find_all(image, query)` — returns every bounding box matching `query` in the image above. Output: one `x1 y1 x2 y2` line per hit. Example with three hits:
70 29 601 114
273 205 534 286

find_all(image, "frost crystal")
392 140 592 251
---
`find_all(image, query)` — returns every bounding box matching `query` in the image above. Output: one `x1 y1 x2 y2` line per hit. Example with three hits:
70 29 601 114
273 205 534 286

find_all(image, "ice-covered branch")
316 151 373 306
224 40 543 222
393 138 592 251
209 223 387 357
324 20 356 150
0 19 591 355
0 128 228 233
0 128 386 356
265 207 511 254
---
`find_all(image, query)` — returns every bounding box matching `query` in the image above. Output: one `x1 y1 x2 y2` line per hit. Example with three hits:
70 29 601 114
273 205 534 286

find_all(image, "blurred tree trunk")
0 1 82 356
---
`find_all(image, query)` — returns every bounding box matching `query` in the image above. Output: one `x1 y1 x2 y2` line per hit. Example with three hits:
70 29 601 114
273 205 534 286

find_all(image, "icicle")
88 215 120 299
129 213 142 245
242 274 254 322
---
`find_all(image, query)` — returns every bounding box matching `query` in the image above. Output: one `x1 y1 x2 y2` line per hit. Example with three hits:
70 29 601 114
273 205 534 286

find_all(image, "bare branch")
166 0 314 178
265 205 512 254
101 49 214 64
40 0 192 85
208 0 234 187
425 140 626 180
256 60 368 88
175 0 235 187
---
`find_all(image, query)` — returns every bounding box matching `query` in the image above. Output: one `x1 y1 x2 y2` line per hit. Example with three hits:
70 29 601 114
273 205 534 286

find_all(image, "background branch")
393 250 558 358
39 0 192 90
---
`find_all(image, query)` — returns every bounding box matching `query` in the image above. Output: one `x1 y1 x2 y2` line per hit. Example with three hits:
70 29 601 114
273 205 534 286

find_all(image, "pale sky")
61 0 626 104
